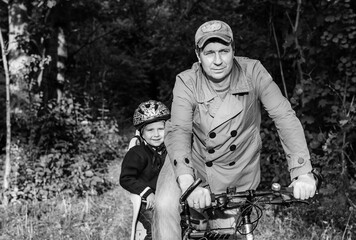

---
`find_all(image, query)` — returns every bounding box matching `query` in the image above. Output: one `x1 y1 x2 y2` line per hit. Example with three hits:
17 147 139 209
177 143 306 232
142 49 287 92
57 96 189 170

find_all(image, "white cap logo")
201 22 222 33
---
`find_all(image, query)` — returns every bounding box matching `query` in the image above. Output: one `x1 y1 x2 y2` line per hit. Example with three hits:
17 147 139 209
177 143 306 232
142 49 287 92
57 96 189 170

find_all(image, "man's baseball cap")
195 20 233 49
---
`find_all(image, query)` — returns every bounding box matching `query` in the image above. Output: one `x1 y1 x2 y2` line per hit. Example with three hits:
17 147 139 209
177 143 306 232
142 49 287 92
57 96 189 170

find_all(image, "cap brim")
197 34 232 48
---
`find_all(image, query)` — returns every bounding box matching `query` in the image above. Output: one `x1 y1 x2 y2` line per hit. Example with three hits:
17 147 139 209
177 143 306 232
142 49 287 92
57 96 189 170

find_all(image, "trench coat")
165 57 312 193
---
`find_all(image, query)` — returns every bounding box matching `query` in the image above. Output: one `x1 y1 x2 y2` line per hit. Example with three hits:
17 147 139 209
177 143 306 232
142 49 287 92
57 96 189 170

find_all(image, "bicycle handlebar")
209 185 311 210
180 168 323 205
180 169 323 240
211 187 293 200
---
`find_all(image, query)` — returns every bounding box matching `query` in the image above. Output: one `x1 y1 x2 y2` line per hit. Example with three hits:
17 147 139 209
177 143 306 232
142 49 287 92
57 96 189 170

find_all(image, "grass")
252 210 345 240
0 160 132 240
0 158 351 240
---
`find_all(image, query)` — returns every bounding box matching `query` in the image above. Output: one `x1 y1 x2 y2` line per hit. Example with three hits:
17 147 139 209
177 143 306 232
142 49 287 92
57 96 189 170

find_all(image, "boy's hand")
145 193 155 209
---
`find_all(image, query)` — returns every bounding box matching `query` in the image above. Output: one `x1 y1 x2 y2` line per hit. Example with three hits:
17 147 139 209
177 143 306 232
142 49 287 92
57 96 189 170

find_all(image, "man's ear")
195 49 201 63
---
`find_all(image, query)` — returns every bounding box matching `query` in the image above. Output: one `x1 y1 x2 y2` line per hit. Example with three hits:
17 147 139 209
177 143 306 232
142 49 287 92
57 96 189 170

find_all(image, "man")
153 20 316 239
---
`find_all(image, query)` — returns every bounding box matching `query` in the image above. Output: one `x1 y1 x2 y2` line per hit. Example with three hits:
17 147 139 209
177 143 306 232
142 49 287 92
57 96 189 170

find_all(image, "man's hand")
145 193 155 209
186 186 211 210
290 173 316 200
178 174 211 210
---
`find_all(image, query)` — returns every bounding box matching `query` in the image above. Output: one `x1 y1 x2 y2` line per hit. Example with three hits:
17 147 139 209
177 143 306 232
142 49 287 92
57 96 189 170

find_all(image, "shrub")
3 97 127 202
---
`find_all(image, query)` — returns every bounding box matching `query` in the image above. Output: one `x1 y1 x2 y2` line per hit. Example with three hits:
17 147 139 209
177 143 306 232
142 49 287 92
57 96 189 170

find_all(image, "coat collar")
195 57 253 103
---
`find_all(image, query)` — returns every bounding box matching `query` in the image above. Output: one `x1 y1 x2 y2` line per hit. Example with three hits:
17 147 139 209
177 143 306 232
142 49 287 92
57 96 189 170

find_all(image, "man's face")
196 41 234 83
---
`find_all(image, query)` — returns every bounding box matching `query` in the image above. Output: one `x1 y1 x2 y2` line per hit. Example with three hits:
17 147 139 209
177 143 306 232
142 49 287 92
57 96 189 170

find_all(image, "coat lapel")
210 94 243 130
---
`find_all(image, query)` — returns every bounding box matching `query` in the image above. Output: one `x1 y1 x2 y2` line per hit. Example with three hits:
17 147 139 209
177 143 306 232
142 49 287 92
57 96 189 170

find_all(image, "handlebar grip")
281 187 293 194
179 178 202 204
311 168 323 191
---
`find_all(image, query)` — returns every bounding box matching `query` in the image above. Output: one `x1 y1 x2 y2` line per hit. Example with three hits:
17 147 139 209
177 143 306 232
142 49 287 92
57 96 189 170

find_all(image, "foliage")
0 178 132 240
258 0 356 231
298 0 356 225
1 97 127 202
0 158 349 240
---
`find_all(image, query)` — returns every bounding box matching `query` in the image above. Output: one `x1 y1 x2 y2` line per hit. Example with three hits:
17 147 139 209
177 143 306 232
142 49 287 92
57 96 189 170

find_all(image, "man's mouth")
212 68 225 72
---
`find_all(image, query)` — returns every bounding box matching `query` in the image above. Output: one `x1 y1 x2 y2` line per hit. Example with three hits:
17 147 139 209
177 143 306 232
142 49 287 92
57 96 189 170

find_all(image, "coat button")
230 130 237 137
229 161 236 166
205 161 213 167
185 158 190 164
208 148 215 154
230 145 236 151
298 157 304 164
209 132 216 138
173 160 177 166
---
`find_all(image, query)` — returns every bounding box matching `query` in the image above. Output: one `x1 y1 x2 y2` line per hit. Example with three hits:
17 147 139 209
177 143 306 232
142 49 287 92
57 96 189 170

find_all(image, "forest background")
0 0 355 239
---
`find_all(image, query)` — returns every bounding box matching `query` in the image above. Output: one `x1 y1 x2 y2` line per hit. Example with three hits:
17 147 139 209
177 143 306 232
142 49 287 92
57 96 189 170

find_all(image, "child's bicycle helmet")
133 100 170 130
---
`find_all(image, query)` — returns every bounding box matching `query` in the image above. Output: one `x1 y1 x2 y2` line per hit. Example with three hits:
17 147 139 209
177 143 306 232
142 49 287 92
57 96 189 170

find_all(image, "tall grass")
0 158 349 240
0 161 131 240
253 210 346 240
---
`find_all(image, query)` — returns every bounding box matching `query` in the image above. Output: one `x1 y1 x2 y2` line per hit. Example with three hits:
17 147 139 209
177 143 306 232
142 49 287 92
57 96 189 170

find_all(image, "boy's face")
141 121 165 147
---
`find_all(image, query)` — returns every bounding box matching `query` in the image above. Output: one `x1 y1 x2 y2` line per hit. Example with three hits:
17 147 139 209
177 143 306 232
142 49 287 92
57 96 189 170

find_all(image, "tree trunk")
3 0 30 205
56 27 67 102
8 0 29 78
40 1 70 105
42 26 60 104
42 27 67 104
7 0 31 113
0 27 11 206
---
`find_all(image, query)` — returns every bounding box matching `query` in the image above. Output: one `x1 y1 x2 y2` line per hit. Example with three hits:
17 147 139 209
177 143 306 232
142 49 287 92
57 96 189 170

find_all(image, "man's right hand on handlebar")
186 186 211 209
178 174 211 209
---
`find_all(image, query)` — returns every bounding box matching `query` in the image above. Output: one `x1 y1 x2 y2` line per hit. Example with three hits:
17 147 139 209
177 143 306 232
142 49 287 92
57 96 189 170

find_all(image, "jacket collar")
195 57 253 103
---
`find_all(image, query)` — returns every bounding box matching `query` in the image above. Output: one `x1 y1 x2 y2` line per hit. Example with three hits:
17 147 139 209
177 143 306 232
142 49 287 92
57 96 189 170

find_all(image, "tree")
0 27 11 205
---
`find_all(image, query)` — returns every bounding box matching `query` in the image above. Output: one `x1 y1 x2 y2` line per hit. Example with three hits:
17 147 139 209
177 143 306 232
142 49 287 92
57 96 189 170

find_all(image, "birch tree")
0 27 11 205
0 0 30 204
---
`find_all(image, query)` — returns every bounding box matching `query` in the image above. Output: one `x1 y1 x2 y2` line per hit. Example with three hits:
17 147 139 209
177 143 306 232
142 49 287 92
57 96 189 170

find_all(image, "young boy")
120 100 170 240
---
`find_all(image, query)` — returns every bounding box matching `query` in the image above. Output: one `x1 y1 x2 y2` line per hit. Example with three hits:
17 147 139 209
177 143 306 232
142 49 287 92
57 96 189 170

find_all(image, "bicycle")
180 169 323 240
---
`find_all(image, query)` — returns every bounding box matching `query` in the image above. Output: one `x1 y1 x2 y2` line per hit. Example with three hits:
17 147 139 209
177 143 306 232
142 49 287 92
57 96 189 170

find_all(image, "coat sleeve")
119 148 154 198
252 60 312 180
164 75 196 179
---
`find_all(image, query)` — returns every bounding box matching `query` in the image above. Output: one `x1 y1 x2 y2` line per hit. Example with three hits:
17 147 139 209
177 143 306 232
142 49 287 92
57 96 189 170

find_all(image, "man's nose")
214 53 222 65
